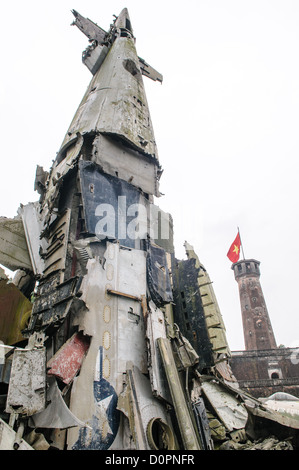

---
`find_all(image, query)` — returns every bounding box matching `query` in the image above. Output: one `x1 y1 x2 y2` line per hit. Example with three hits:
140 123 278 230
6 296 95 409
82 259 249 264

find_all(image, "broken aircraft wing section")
0 216 32 272
62 8 161 162
71 9 162 83
71 9 107 45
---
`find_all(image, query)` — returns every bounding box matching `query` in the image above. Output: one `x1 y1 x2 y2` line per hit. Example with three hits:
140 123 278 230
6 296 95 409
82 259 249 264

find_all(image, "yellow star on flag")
233 244 239 255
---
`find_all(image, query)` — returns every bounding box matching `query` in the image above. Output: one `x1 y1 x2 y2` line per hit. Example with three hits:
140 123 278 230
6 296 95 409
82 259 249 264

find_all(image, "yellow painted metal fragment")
0 279 32 345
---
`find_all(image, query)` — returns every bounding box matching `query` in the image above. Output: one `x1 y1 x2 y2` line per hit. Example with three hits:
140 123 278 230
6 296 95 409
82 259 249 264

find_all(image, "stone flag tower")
232 259 277 351
230 255 299 398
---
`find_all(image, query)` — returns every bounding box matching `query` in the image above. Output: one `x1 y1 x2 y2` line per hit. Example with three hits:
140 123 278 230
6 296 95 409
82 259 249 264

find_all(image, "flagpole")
237 226 246 260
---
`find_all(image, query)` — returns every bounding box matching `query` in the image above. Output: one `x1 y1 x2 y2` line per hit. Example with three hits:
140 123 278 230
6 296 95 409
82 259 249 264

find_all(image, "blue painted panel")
72 347 120 449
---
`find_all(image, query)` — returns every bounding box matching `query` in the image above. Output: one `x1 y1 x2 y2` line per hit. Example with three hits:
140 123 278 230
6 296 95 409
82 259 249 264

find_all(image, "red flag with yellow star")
227 233 241 263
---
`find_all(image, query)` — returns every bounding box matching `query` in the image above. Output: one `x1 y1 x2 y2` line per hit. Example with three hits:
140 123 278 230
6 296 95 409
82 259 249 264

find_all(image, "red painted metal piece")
47 331 90 384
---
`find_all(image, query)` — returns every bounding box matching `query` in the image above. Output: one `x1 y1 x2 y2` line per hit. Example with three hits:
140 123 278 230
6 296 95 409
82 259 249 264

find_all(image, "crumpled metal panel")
201 380 248 432
79 161 171 250
6 348 46 416
91 134 161 197
0 216 32 272
117 364 177 450
29 378 86 429
245 396 299 430
79 160 148 248
146 243 173 307
46 134 84 204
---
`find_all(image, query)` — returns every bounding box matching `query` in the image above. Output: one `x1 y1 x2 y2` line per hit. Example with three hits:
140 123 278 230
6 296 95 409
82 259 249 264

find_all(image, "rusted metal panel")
171 253 214 370
2 6 299 452
40 209 71 278
0 279 32 345
186 244 230 357
106 289 141 302
27 276 81 334
6 348 46 416
0 216 32 272
47 331 90 385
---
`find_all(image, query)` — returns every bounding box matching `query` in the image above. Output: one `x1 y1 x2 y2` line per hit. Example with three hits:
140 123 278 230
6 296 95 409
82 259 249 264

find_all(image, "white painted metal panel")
67 242 148 449
6 348 46 416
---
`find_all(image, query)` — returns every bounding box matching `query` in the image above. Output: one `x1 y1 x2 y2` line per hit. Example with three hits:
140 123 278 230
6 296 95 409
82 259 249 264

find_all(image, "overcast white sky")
0 0 299 351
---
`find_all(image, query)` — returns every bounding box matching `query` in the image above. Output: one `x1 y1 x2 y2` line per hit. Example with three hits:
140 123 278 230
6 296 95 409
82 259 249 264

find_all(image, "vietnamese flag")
227 233 241 263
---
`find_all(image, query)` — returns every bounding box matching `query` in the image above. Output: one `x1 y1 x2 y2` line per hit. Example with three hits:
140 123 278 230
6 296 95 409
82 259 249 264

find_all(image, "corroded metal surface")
0 7 298 451
6 348 46 416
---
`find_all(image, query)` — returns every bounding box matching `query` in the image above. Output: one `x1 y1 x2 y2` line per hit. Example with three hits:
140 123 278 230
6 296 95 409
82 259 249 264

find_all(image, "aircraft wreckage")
0 8 299 451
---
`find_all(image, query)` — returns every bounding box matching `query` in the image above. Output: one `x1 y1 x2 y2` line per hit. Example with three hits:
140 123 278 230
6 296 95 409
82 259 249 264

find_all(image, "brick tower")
232 259 277 350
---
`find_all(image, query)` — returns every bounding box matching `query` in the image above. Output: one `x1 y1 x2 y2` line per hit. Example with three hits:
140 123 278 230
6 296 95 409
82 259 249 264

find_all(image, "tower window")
271 372 279 379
